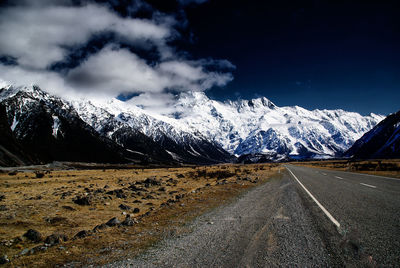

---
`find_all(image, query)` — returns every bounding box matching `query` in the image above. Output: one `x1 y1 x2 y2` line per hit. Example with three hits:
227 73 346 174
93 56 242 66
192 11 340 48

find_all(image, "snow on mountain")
73 98 233 164
0 84 131 165
0 83 385 165
345 110 400 159
0 84 232 165
169 91 384 159
71 90 383 160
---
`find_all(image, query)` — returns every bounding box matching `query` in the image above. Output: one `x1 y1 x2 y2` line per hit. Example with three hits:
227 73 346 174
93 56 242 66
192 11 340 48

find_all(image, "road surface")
106 165 400 267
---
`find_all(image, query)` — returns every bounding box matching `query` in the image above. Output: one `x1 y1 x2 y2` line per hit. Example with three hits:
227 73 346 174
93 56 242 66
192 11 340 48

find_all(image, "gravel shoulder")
105 172 332 267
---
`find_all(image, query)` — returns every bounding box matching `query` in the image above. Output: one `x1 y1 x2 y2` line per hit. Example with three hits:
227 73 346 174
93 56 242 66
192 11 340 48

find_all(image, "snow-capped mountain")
169 91 384 160
0 85 232 166
72 98 233 164
0 84 385 166
345 110 400 159
0 85 133 165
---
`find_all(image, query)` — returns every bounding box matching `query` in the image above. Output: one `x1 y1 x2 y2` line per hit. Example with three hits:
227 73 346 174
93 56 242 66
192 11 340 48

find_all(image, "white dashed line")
286 167 341 229
321 173 327 176
335 176 344 180
360 183 377 189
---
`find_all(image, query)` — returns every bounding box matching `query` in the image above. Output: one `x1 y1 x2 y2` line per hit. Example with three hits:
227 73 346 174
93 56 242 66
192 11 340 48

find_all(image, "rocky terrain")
0 164 277 266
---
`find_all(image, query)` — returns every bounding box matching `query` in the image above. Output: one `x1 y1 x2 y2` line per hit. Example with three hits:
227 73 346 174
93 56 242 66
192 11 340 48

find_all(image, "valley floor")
0 163 277 267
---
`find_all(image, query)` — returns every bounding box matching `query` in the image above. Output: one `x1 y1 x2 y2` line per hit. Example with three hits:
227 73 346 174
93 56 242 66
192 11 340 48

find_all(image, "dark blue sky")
1 0 398 116
170 0 400 115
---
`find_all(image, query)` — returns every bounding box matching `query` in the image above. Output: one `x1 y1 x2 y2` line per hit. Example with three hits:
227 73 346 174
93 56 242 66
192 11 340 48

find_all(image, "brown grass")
0 163 278 267
291 159 400 178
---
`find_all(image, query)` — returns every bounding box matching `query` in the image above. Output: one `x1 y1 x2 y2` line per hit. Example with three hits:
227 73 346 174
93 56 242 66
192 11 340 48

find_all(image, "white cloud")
127 92 178 115
66 46 233 95
66 46 167 94
0 3 170 69
0 0 234 112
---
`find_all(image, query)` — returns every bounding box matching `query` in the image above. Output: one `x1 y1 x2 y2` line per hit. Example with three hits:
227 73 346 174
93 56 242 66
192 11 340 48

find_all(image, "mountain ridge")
0 84 385 166
345 110 400 159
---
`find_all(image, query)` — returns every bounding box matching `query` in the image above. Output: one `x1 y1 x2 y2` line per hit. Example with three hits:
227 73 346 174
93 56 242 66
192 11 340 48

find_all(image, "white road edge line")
335 176 344 180
360 183 377 189
286 167 341 229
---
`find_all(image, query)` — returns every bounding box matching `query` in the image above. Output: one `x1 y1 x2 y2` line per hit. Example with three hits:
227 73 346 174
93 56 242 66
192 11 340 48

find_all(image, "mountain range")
0 84 386 166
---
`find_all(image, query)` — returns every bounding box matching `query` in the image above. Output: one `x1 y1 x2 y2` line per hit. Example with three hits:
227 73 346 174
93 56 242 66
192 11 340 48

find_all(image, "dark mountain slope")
0 104 34 166
345 110 400 159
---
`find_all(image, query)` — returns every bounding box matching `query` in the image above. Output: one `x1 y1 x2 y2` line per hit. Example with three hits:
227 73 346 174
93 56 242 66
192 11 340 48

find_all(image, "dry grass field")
292 159 400 179
0 163 278 267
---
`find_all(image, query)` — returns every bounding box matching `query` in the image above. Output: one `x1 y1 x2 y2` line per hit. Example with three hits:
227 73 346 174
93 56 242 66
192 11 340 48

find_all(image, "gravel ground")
104 173 332 267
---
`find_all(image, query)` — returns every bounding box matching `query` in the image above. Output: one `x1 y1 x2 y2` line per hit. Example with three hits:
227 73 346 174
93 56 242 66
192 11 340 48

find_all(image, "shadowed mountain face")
345 111 400 159
0 104 34 166
0 86 233 166
0 87 129 165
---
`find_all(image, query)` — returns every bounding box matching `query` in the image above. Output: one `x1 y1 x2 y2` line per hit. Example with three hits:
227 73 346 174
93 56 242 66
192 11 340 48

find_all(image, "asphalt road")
106 166 400 267
285 164 400 266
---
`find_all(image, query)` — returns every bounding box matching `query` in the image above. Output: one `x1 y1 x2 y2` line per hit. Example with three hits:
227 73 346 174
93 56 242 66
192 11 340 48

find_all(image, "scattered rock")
34 172 45 179
94 188 105 194
0 255 9 264
8 171 17 176
176 174 185 178
133 200 142 203
93 223 108 233
106 189 126 199
133 208 140 213
121 215 135 226
105 217 120 227
74 230 90 239
118 204 131 210
128 185 143 191
0 205 8 211
175 194 184 200
0 195 5 201
23 229 43 243
158 187 166 192
44 234 68 246
45 217 68 225
143 177 161 186
73 195 92 206
62 205 76 211
20 248 30 255
31 245 48 253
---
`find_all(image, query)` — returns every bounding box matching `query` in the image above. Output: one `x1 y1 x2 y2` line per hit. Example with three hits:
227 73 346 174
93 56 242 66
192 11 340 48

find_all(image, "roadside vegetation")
0 164 278 267
292 159 400 179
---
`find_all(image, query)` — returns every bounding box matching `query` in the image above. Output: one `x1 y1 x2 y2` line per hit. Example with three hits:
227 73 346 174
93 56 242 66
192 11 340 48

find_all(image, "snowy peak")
169 91 384 160
0 84 386 165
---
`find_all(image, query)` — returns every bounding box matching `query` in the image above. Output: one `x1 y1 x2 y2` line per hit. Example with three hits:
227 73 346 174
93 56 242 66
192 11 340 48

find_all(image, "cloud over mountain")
0 0 234 106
